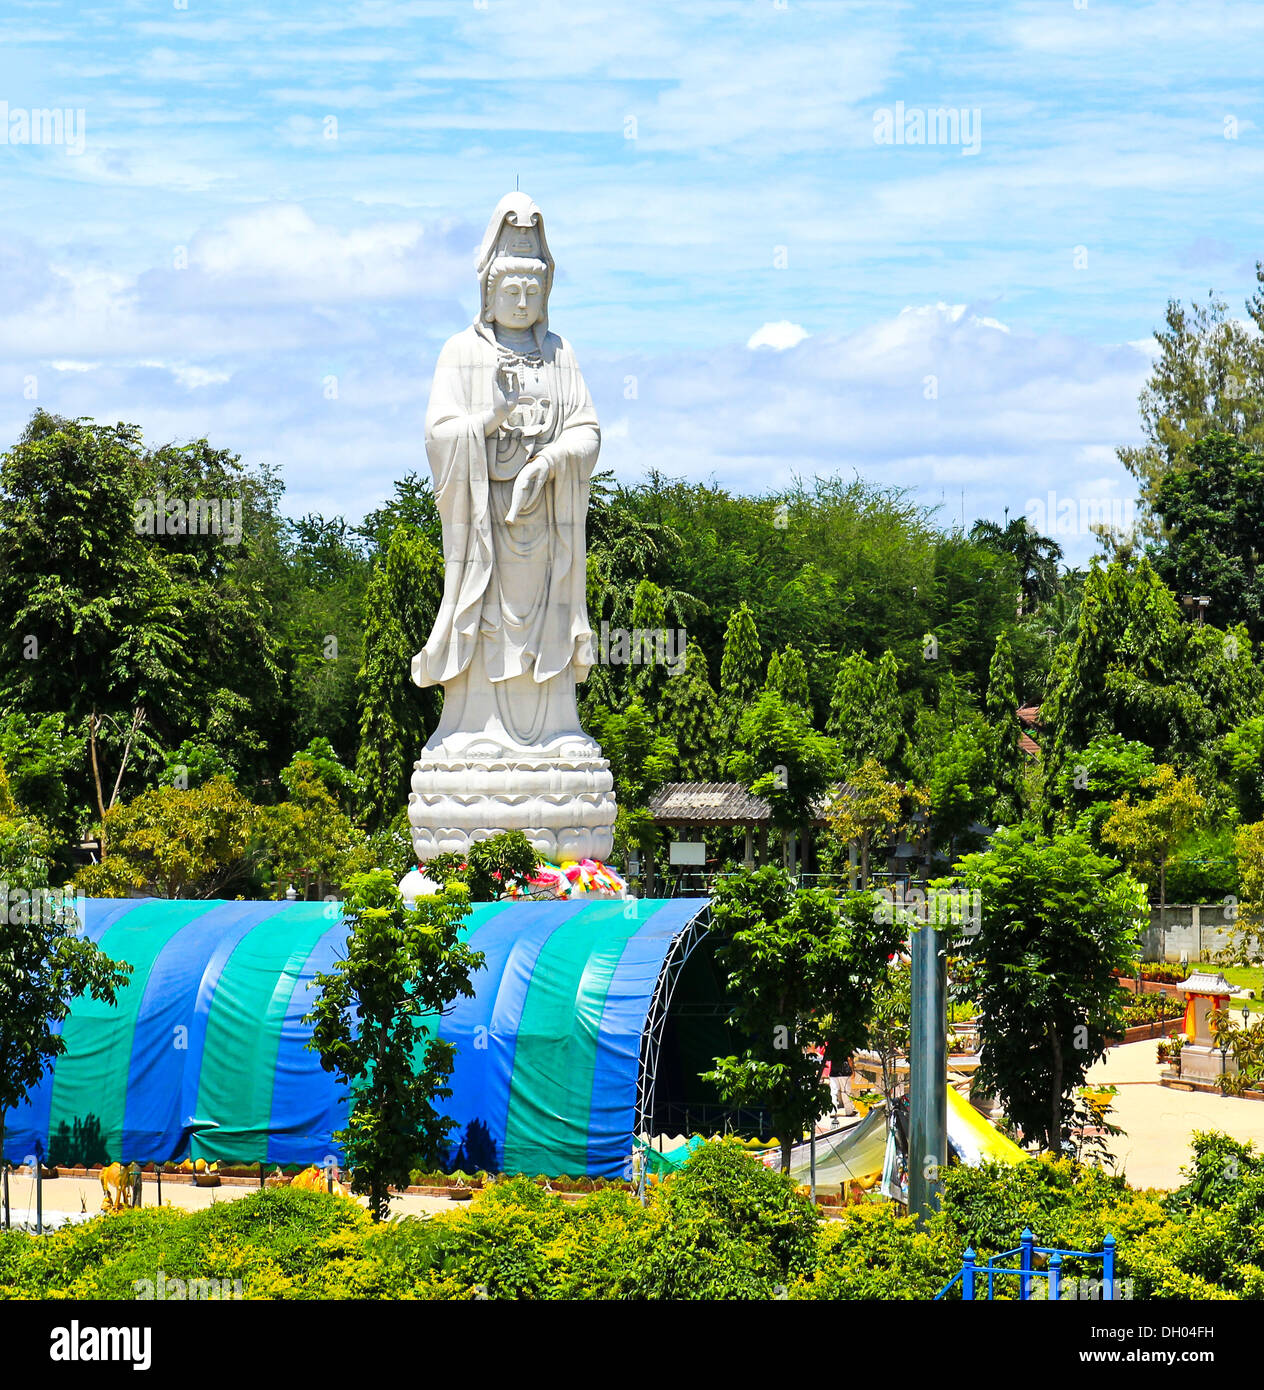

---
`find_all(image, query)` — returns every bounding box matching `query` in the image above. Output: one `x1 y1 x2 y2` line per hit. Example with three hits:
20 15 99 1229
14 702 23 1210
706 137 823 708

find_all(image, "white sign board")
669 841 706 866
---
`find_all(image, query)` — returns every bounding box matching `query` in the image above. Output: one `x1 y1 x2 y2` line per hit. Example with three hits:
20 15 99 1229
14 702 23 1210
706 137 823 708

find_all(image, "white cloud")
747 321 808 351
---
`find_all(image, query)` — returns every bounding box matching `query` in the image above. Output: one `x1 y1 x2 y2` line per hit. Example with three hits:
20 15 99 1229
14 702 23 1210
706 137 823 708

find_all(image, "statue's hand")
505 456 551 523
490 369 520 426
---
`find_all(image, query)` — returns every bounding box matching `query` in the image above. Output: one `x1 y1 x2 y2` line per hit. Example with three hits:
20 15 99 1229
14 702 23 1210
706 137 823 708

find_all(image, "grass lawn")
1219 964 1264 1012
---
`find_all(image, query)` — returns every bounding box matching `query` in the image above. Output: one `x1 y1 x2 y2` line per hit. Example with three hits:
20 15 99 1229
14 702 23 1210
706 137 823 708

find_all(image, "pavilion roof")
1177 970 1234 996
647 781 847 827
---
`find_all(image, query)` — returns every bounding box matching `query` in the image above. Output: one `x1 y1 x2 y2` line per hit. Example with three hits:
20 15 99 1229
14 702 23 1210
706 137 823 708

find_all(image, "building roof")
1178 970 1233 996
649 782 772 826
648 781 847 827
1017 705 1041 727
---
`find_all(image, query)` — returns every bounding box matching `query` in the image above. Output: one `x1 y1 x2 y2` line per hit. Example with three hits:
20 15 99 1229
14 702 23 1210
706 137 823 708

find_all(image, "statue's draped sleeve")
535 339 600 683
412 326 600 689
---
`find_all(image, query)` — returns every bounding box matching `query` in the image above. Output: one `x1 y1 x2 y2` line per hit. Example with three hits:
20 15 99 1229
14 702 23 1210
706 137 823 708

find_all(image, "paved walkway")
1086 1039 1264 1189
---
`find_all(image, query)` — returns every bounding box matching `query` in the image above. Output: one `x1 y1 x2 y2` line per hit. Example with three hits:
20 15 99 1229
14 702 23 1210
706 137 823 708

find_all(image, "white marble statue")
407 192 617 863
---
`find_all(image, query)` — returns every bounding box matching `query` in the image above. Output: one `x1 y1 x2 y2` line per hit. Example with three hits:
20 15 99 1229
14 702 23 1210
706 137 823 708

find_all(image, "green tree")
1049 733 1159 847
305 870 484 1220
1119 283 1264 533
0 753 59 888
1153 433 1264 642
354 525 444 829
0 893 132 1171
951 826 1145 1153
969 516 1064 615
260 753 369 901
659 640 722 781
984 631 1022 823
159 739 236 790
629 578 670 716
588 700 676 861
0 712 85 853
1101 765 1207 910
705 866 901 1172
729 691 836 870
76 777 258 899
1042 557 1253 791
0 411 282 799
866 958 912 1110
276 513 371 765
828 649 902 775
719 603 763 739
354 471 444 557
769 644 811 715
1221 715 1264 823
918 680 995 861
827 757 906 887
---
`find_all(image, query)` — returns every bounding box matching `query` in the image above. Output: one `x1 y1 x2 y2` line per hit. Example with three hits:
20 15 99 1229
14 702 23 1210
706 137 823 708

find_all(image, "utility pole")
908 913 947 1224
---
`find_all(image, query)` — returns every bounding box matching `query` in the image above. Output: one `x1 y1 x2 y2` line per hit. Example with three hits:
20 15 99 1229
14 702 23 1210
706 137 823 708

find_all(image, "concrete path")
1086 1039 1264 1189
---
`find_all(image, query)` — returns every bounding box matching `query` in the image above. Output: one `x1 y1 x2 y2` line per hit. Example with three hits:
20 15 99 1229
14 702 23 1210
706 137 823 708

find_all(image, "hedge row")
2 1134 1262 1300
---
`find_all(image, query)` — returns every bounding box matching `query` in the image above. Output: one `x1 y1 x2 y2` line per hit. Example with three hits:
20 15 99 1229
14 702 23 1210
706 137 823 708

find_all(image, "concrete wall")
1141 903 1240 963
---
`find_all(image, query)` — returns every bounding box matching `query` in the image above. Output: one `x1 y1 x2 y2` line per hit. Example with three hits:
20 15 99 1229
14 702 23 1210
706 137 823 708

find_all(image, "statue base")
408 738 617 863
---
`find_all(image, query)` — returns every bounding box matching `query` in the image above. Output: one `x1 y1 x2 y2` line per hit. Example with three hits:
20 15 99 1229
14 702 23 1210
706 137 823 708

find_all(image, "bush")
939 1156 1133 1254
793 1204 958 1300
656 1139 819 1281
1138 962 1187 984
1167 1132 1262 1212
9 1133 1264 1300
417 1177 572 1300
0 1187 369 1300
1121 993 1183 1026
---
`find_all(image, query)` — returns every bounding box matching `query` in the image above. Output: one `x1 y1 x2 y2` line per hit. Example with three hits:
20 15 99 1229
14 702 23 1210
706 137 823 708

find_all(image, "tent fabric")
770 1090 1026 1189
5 896 709 1179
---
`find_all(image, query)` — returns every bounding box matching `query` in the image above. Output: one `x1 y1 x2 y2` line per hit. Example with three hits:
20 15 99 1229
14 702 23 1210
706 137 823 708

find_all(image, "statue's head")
484 255 549 331
475 193 554 341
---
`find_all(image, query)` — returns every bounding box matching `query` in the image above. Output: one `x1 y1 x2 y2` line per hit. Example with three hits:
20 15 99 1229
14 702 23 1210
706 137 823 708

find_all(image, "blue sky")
1 0 1262 560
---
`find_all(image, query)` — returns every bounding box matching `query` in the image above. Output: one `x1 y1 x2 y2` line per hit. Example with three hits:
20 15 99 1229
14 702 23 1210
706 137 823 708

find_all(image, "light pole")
1180 594 1210 626
909 915 947 1224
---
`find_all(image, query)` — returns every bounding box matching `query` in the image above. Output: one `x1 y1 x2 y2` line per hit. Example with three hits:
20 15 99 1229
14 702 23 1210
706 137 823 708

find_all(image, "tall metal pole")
909 917 946 1224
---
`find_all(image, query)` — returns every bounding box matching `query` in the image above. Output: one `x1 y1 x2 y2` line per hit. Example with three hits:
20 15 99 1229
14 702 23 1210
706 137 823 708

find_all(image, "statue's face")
491 272 544 330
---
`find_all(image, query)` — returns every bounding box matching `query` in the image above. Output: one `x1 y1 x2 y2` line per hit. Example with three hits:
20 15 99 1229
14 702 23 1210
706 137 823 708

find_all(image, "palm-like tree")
970 515 1064 614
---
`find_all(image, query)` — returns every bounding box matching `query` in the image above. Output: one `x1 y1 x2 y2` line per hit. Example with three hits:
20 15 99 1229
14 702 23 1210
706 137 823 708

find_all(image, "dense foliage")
6 1134 1264 1300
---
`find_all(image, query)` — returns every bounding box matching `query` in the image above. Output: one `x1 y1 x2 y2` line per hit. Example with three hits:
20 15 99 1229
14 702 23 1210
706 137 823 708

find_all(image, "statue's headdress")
474 192 554 345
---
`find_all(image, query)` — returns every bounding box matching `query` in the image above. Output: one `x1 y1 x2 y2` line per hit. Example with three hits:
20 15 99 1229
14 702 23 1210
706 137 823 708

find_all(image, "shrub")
657 1139 819 1281
793 1204 957 1300
1167 1131 1262 1212
1121 993 1182 1026
418 1177 571 1299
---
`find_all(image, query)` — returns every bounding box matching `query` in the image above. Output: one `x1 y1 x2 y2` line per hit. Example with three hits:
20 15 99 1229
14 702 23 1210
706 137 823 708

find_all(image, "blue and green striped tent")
5 896 714 1178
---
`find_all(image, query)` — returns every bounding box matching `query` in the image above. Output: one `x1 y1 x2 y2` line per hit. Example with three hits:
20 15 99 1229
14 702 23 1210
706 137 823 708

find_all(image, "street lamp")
1180 594 1211 626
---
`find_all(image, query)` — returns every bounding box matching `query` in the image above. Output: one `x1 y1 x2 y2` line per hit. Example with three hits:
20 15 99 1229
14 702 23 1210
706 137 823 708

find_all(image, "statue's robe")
413 323 600 751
